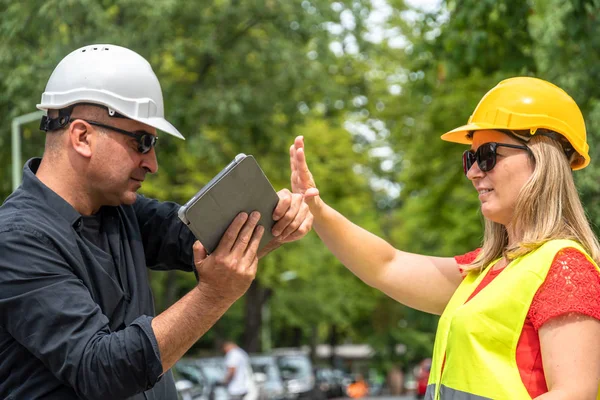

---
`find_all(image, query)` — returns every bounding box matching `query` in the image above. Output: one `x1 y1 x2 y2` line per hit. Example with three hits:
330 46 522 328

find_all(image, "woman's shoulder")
454 248 482 265
529 246 600 329
546 246 598 276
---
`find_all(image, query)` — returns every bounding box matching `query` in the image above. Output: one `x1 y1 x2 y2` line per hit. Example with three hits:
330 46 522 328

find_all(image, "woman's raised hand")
290 136 321 212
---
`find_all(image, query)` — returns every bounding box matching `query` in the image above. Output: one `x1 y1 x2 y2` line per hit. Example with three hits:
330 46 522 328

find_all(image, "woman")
290 77 600 399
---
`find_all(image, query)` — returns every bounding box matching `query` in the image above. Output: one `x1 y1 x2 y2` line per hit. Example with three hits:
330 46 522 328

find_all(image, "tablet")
178 154 280 254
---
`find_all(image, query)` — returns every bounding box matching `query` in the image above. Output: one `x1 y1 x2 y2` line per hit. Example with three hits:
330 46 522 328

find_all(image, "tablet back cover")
181 155 279 254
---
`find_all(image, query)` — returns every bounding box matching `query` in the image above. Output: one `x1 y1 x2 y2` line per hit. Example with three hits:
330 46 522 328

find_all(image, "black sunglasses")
83 120 158 154
463 142 532 176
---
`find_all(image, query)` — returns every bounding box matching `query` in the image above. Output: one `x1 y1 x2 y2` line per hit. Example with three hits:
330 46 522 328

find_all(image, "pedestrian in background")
222 340 258 400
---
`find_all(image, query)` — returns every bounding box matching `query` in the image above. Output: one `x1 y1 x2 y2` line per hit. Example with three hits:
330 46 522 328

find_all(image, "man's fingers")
231 211 261 255
193 240 207 265
281 212 314 242
272 189 292 221
215 212 249 253
278 201 309 240
243 225 264 267
273 194 303 238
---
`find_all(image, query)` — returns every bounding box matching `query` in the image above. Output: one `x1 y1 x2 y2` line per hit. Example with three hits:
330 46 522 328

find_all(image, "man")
0 44 312 400
222 340 256 400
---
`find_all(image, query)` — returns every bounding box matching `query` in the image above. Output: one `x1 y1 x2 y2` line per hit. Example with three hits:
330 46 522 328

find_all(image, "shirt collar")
21 158 83 228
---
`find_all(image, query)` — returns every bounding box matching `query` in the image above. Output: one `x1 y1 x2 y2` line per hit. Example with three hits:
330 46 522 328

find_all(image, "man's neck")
36 156 97 215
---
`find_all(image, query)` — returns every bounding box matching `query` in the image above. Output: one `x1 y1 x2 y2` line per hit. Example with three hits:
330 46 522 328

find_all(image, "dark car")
314 367 346 398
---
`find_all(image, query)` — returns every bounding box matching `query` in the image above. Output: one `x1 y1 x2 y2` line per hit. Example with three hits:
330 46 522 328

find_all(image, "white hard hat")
37 44 184 139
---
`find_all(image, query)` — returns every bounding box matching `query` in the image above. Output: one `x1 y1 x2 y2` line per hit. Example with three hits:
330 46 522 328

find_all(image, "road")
376 397 416 400
333 396 415 400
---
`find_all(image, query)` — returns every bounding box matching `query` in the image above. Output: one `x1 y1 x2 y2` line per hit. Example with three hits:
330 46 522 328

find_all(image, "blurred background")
2 0 600 398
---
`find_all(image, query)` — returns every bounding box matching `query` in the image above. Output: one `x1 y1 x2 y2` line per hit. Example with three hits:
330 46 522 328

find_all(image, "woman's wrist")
308 196 325 220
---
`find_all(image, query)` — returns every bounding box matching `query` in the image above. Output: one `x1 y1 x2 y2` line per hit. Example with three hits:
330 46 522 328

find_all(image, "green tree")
528 0 600 231
0 0 386 355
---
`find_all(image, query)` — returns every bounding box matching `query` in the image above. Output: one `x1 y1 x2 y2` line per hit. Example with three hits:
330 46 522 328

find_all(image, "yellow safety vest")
426 239 599 400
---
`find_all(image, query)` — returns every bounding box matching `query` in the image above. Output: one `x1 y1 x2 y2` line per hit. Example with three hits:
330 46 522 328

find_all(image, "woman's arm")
536 313 600 399
291 136 463 314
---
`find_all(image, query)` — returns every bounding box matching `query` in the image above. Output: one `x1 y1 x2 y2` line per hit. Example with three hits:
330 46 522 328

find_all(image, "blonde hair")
464 134 600 271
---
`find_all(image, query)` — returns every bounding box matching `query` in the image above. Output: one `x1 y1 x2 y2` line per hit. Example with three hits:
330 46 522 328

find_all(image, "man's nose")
141 147 158 174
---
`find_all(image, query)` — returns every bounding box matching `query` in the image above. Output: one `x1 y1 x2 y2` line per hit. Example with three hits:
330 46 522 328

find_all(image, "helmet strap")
39 105 75 132
40 103 127 132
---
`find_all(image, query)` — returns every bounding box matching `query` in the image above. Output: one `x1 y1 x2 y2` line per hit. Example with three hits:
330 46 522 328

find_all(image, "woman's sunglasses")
462 142 531 176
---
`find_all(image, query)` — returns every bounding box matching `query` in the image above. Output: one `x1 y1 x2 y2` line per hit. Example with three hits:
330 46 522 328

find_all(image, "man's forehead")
72 105 157 135
121 118 157 135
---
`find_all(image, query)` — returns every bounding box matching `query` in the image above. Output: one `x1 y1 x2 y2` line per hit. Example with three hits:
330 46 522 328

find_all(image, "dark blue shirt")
0 158 196 399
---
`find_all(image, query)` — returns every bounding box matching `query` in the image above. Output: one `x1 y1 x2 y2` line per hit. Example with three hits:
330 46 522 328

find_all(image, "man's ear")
68 119 94 158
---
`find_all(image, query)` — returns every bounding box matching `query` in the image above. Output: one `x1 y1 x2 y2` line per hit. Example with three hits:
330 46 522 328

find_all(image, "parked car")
250 354 287 400
314 367 346 398
193 357 229 400
272 350 325 400
174 358 229 400
173 361 208 400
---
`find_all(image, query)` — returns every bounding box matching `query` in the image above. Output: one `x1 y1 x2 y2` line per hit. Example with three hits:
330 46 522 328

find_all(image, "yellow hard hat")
441 77 589 169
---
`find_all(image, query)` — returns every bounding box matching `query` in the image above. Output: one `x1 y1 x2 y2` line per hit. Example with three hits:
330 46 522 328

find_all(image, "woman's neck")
505 222 523 249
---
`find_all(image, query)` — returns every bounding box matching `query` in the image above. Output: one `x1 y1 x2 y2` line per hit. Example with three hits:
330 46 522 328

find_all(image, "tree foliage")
3 0 600 373
0 0 385 356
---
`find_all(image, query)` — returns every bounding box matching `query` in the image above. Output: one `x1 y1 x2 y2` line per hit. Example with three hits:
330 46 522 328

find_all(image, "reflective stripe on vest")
427 240 599 399
425 384 491 400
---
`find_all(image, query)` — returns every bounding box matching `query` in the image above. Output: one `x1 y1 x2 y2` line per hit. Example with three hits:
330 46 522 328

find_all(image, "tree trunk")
309 325 318 364
328 324 338 368
242 280 271 352
291 326 303 347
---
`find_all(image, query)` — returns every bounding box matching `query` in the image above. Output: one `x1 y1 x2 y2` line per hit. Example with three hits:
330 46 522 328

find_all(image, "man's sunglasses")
462 142 532 176
84 120 158 154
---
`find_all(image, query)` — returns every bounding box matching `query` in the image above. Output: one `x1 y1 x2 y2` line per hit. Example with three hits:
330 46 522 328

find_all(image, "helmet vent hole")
82 49 86 52
93 47 98 50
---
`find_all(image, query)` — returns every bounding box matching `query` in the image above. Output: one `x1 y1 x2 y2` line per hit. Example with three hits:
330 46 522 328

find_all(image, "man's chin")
120 191 139 205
